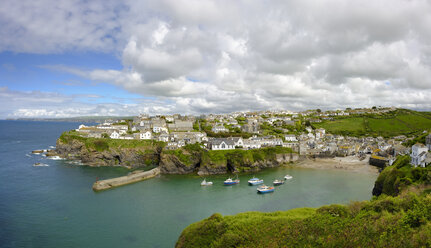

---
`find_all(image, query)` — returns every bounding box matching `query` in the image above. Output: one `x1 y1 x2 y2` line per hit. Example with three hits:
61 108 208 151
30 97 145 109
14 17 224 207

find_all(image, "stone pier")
92 167 160 191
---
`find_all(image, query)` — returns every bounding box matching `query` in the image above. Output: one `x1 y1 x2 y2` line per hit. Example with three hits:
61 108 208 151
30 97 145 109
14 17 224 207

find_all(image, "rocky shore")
55 134 300 175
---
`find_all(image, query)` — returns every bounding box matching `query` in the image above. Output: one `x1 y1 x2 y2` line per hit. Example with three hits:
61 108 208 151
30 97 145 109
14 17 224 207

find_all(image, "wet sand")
293 155 378 174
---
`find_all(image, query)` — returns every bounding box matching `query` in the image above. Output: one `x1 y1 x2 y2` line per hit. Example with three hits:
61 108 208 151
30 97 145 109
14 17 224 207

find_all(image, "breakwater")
92 167 160 191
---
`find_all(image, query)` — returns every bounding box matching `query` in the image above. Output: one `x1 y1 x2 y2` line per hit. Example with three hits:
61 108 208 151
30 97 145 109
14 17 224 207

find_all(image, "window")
221 143 226 149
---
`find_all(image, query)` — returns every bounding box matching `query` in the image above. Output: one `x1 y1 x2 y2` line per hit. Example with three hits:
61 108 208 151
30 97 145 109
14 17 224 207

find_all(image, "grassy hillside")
372 155 431 196
176 156 431 248
59 131 164 152
177 193 431 248
312 109 431 137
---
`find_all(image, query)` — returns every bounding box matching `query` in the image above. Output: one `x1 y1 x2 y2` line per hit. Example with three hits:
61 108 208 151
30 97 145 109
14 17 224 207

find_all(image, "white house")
209 138 235 150
153 126 168 133
158 133 170 142
229 137 244 147
110 131 120 139
139 131 152 140
212 124 228 133
316 128 326 139
305 126 313 133
285 134 297 142
411 143 428 167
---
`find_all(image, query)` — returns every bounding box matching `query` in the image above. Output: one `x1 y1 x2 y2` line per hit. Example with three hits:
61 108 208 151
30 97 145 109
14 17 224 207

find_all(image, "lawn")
367 117 411 137
313 117 365 135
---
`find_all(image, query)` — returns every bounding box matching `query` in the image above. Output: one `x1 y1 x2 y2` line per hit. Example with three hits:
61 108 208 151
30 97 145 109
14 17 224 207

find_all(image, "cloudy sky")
1 0 431 118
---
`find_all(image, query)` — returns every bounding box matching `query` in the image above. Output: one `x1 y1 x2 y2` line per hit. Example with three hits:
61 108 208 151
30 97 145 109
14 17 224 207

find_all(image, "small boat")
273 179 284 186
284 174 293 180
32 163 49 167
201 179 213 186
224 178 240 185
248 177 264 185
257 185 275 194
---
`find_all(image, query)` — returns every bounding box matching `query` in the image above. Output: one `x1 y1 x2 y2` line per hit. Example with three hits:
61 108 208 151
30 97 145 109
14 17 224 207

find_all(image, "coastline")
292 155 378 174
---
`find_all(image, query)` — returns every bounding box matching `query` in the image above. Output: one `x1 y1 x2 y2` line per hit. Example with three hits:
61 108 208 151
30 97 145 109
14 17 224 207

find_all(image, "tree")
316 109 321 113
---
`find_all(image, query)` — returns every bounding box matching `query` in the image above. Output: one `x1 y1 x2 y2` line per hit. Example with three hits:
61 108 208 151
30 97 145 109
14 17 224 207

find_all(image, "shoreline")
292 155 378 174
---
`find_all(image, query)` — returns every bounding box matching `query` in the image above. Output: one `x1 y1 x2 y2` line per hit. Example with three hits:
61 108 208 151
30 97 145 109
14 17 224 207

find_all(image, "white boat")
284 175 293 180
47 156 64 160
273 179 284 186
224 178 240 185
201 179 213 186
33 163 49 167
248 177 264 185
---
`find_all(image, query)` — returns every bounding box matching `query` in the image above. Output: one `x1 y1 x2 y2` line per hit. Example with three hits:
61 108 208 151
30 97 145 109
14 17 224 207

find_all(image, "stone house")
411 143 429 167
427 134 431 150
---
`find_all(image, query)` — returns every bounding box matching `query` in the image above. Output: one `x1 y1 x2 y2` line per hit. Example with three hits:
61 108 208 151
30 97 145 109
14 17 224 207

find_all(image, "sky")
1 0 431 118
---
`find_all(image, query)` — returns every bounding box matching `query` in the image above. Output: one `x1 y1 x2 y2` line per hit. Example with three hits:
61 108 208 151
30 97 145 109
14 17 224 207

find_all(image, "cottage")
139 131 152 140
229 137 244 147
167 120 193 131
285 134 297 142
209 138 235 150
243 139 262 149
315 128 326 139
212 124 228 133
427 134 431 150
110 131 120 139
411 143 429 167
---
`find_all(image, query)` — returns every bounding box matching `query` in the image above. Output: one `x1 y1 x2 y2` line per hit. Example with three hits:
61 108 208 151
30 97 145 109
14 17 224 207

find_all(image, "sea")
0 120 378 248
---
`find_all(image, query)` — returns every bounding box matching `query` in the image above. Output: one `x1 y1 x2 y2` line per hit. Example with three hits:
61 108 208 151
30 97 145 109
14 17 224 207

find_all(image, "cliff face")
55 133 298 174
55 137 161 168
159 152 200 174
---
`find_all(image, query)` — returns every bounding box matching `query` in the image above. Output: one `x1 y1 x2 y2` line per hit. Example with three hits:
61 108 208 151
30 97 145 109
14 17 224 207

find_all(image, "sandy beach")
293 155 378 174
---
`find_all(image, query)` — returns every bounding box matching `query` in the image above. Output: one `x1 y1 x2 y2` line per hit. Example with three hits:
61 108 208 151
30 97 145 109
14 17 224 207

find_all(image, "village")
75 107 431 168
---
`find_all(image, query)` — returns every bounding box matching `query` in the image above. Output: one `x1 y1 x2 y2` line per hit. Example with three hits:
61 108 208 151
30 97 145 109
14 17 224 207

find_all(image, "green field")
312 110 431 137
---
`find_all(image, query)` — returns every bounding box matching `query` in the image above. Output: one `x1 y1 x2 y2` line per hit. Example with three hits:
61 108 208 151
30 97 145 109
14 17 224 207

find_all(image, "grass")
312 109 431 137
59 131 164 152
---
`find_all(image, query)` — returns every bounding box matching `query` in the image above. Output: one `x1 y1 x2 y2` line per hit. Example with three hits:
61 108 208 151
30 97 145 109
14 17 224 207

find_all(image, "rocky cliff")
55 132 298 174
55 132 162 168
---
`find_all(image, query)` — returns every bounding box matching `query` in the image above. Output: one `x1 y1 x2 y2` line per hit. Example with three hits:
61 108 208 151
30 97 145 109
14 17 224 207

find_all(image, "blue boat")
224 178 240 185
257 185 275 194
248 177 264 185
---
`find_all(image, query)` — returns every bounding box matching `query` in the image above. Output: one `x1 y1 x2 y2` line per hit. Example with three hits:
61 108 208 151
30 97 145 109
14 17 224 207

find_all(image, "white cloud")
2 0 431 116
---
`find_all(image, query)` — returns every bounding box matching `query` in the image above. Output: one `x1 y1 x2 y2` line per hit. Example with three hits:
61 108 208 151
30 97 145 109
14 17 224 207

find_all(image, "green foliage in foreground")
177 159 431 247
372 155 431 196
59 131 164 152
176 193 431 248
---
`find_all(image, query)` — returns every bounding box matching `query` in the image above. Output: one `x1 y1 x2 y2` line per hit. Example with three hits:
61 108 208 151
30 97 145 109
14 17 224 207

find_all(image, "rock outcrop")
55 133 299 175
159 152 200 174
55 138 162 168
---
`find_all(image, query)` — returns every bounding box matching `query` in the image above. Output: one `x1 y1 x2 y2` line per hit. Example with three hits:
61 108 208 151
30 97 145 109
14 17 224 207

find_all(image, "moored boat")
273 179 284 186
284 174 293 180
201 179 213 186
257 185 275 194
224 178 240 185
248 177 264 186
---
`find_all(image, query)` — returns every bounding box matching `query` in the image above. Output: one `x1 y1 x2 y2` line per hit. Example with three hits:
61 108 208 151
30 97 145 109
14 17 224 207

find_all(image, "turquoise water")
0 120 377 248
